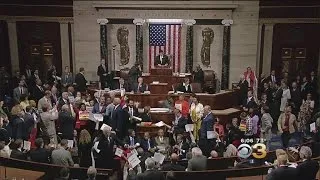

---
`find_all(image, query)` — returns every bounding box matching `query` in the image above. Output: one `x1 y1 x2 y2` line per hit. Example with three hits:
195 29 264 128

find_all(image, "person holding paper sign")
190 96 204 141
175 95 189 118
123 129 140 149
199 105 215 157
172 109 188 136
92 96 106 114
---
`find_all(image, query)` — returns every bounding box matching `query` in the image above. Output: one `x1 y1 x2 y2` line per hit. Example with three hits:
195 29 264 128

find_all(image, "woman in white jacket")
280 80 291 112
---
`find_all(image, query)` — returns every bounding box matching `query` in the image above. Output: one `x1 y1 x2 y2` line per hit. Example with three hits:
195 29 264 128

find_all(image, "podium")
150 68 172 76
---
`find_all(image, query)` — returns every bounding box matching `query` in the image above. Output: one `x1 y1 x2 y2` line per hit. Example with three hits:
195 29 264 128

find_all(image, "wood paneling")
0 20 11 74
16 21 62 76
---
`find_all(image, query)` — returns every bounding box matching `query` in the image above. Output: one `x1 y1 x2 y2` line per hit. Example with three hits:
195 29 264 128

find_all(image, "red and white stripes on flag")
149 24 181 72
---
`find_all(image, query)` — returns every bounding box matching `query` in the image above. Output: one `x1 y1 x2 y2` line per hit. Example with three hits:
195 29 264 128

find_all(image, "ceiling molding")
0 15 73 23
260 18 320 24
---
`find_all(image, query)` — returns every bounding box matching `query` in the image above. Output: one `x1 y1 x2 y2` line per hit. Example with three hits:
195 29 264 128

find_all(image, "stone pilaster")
262 23 274 76
97 18 109 67
184 19 196 73
60 22 70 71
133 19 145 68
221 19 233 90
7 20 19 74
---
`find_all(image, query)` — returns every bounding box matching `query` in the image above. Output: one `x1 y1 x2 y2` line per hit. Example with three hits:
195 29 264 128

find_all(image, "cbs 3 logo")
237 143 267 159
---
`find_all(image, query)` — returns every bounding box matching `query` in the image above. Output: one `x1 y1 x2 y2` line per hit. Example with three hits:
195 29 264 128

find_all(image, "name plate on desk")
152 81 159 84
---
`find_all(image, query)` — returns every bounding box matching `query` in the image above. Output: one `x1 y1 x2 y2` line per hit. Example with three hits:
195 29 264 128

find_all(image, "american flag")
149 24 181 72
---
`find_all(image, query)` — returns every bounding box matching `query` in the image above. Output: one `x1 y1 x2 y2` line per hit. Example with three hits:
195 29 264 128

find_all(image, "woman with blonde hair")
19 94 30 111
78 129 92 167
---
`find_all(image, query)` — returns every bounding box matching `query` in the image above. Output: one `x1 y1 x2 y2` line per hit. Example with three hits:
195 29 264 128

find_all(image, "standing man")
155 50 169 67
128 63 142 87
75 67 87 93
193 64 204 86
111 98 125 139
278 106 296 148
199 105 215 157
59 104 75 140
13 80 28 104
97 59 108 89
61 66 74 89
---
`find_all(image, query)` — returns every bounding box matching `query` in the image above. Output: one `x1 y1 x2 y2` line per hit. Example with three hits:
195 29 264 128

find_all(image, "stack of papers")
207 131 218 139
132 116 142 122
155 121 165 127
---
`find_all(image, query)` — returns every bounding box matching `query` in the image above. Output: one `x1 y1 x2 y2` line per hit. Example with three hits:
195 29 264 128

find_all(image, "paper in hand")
310 122 316 132
93 114 104 122
185 124 194 132
115 147 124 157
207 131 217 139
23 141 31 151
100 124 112 131
155 121 165 127
132 116 142 122
127 153 141 168
67 140 74 148
175 103 182 111
153 152 165 164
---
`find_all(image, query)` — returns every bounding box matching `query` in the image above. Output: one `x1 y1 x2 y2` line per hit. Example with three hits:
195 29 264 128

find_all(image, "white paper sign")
100 123 112 131
132 116 142 122
131 149 138 156
207 131 217 139
67 140 74 148
120 89 125 97
93 114 104 122
175 103 182 111
93 141 100 153
153 152 165 164
128 153 141 168
155 121 165 127
115 148 124 157
310 122 316 132
23 141 31 151
185 124 194 132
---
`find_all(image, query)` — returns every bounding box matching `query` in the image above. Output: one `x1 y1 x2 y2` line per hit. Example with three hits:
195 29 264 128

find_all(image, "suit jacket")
57 98 68 111
133 83 149 93
200 113 215 139
301 82 312 99
111 105 125 134
92 103 106 114
154 136 170 149
61 72 74 86
51 147 74 166
13 87 28 103
242 97 257 109
97 65 108 82
266 166 298 180
32 85 45 102
266 75 278 84
136 169 165 180
10 149 27 160
40 111 58 136
297 159 319 180
123 136 140 146
9 117 27 140
187 155 207 171
29 148 50 163
140 113 152 122
238 80 249 103
24 113 35 140
290 88 302 110
75 73 87 92
154 55 169 66
173 116 187 135
59 111 75 140
162 162 186 171
38 97 53 113
97 134 122 163
140 138 156 152
113 81 131 92
177 83 192 93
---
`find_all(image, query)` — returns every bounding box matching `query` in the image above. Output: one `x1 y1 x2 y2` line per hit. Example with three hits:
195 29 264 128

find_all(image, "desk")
125 91 238 110
151 112 174 125
149 83 170 94
136 124 167 136
142 74 186 85
150 68 172 75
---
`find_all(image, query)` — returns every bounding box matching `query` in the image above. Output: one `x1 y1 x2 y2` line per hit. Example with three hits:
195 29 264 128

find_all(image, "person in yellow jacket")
190 95 204 141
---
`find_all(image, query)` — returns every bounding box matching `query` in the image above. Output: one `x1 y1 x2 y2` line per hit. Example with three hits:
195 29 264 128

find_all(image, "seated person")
123 129 140 149
176 77 192 93
113 77 131 92
10 139 27 160
127 100 140 130
140 132 156 153
175 95 190 118
154 129 170 153
172 109 187 135
161 153 185 171
213 118 225 140
140 106 152 122
208 150 219 159
154 50 169 67
172 134 189 159
133 77 149 93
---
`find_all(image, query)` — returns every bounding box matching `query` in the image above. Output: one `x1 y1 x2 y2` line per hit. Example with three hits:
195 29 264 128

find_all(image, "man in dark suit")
133 77 149 93
10 139 27 160
136 157 165 180
266 70 278 84
97 59 109 89
193 64 204 86
59 104 74 140
111 98 125 139
177 77 192 93
57 92 69 111
296 146 319 180
290 82 302 116
271 82 283 127
262 82 273 103
199 105 215 157
242 90 257 111
113 78 131 92
238 75 249 105
13 80 28 104
24 106 35 140
173 108 187 135
31 79 45 102
75 67 87 93
161 153 185 171
154 50 169 67
187 147 207 171
96 127 122 169
301 76 312 99
127 99 140 130
29 138 50 163
140 132 156 153
266 154 298 180
123 129 140 148
61 66 74 89
140 106 152 122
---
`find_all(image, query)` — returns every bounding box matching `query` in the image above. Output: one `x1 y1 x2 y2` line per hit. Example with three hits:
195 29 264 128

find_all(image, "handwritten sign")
115 148 124 157
153 152 165 164
79 111 90 120
185 124 194 132
207 131 217 139
67 140 74 148
127 153 141 168
23 141 31 151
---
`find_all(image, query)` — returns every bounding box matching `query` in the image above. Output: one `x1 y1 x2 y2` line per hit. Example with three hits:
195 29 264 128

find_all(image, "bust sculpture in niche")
201 27 214 67
117 27 130 65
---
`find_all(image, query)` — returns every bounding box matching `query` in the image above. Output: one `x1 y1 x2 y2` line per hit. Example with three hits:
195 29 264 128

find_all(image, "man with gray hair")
111 97 125 138
87 166 97 180
59 104 74 140
187 147 207 171
199 105 215 156
136 157 165 180
297 146 319 180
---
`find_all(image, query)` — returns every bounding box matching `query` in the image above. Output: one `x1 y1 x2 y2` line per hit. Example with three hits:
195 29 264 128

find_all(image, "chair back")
191 82 202 93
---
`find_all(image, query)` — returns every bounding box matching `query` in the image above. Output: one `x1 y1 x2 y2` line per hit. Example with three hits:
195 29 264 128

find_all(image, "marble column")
262 23 274 76
133 19 145 68
184 19 196 73
7 20 19 74
221 19 233 90
256 23 263 78
97 19 109 67
60 22 70 70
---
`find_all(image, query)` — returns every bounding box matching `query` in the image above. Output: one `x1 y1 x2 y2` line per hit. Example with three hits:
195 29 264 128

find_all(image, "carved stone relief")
117 27 130 65
201 27 214 67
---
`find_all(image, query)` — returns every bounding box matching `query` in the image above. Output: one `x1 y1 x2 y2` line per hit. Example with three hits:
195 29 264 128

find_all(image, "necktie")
160 56 163 64
130 137 134 146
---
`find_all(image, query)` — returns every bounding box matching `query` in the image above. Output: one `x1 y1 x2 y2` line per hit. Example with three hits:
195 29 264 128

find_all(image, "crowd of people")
0 64 320 180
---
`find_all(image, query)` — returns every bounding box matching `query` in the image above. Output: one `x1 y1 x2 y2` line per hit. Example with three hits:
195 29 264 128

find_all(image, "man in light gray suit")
38 90 53 113
187 147 207 171
154 129 170 153
61 66 74 88
13 80 28 104
51 139 74 167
